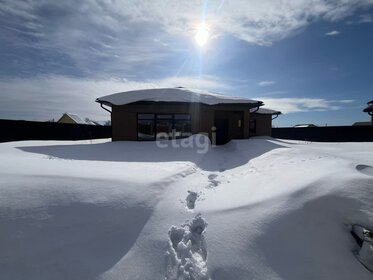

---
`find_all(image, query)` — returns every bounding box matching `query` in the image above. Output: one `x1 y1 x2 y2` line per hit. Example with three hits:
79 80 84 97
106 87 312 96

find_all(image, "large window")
174 114 192 138
138 114 155 140
156 114 173 140
137 113 191 140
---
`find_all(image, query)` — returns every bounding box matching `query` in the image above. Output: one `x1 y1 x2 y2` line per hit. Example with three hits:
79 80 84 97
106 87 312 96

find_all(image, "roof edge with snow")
363 104 373 113
96 87 263 107
250 108 282 115
57 113 89 124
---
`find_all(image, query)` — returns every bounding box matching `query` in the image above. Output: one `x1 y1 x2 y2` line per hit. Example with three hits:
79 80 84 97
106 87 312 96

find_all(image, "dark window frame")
137 113 192 141
137 119 155 141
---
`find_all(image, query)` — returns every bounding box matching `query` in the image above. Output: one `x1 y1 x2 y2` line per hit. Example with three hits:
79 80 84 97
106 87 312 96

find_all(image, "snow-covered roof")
96 88 262 107
250 108 281 115
85 120 96 125
363 104 373 112
65 113 87 124
352 121 371 126
92 121 108 126
58 113 94 125
294 124 317 127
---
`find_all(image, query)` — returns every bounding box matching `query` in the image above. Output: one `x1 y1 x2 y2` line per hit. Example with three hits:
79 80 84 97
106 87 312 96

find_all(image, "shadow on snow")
17 136 288 172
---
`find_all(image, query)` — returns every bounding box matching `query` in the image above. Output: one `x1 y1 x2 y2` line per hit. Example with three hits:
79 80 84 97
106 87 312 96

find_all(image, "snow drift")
0 136 372 279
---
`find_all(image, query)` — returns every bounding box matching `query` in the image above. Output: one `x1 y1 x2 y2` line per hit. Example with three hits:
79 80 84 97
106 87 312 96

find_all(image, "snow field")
0 136 372 279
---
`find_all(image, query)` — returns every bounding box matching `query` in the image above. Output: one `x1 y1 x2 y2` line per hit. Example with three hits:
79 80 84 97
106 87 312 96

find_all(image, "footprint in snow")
356 164 373 176
207 174 220 188
208 174 218 180
186 191 198 210
165 214 209 280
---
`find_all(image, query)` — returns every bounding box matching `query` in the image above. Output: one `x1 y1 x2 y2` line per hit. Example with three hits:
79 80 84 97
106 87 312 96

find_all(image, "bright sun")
195 23 210 47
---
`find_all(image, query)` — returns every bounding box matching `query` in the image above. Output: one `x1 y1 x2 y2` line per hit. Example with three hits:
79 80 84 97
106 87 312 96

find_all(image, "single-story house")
249 108 281 137
363 100 373 125
96 88 280 145
57 113 95 125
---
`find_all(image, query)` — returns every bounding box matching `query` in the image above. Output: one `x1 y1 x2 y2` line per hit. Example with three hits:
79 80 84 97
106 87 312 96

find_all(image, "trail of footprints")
168 153 353 278
167 166 255 279
165 171 225 279
184 172 223 210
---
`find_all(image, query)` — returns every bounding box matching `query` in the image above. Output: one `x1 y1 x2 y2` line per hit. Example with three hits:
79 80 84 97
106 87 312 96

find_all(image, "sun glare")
195 23 210 47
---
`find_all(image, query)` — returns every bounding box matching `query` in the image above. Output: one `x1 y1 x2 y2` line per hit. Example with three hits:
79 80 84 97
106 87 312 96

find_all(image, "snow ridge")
165 214 209 280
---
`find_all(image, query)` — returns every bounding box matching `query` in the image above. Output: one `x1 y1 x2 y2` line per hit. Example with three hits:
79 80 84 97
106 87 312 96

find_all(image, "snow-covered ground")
0 136 372 280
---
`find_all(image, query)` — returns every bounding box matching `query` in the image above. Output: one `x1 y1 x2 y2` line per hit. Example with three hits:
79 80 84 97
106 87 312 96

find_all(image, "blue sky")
0 0 372 126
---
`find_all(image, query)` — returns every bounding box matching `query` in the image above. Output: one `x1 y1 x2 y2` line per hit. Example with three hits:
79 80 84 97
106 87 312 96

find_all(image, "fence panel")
272 126 373 142
0 119 112 142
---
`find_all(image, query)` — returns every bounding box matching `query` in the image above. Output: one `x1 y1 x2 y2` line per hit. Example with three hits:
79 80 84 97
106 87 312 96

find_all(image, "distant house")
352 121 371 126
92 120 108 126
57 113 94 125
363 100 373 125
96 88 281 145
294 124 317 128
84 119 97 125
249 108 281 136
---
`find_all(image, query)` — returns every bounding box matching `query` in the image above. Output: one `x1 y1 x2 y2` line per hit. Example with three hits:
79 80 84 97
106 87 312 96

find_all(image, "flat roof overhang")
96 99 264 110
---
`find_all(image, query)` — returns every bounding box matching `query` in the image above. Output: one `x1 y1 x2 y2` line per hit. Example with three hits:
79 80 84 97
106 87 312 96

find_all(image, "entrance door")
214 110 244 145
215 118 229 145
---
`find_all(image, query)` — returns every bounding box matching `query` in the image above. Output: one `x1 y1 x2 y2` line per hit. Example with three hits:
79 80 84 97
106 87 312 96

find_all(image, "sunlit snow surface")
0 136 372 280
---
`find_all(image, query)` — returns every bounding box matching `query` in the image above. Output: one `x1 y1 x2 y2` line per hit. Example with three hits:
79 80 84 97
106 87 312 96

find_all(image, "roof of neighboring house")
92 121 104 126
96 87 263 107
294 124 317 127
250 108 281 115
352 121 371 126
65 113 87 124
85 120 96 125
57 113 90 125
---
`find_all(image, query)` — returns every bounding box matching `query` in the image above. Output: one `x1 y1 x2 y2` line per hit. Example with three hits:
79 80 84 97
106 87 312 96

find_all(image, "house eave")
97 99 263 109
96 99 112 113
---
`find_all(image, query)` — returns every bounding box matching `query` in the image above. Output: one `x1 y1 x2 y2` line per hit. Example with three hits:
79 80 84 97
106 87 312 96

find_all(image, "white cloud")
1 0 373 76
325 30 340 36
261 91 288 96
0 75 227 121
257 97 355 114
359 14 373 23
334 99 355 104
127 0 372 45
0 73 358 121
258 80 276 86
